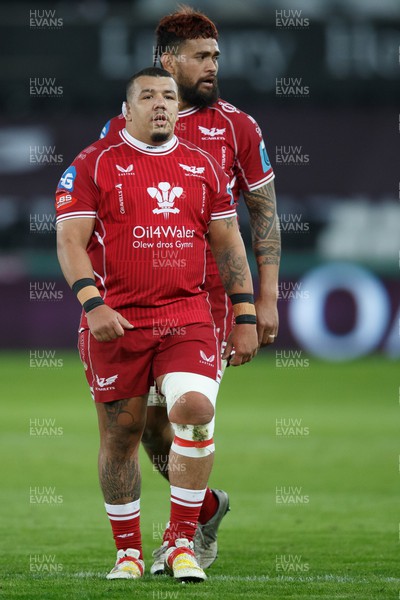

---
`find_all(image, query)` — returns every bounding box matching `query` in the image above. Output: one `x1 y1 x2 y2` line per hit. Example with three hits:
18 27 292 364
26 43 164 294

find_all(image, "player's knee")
100 412 146 454
169 391 214 425
161 373 219 447
168 392 215 459
101 429 142 458
170 416 215 458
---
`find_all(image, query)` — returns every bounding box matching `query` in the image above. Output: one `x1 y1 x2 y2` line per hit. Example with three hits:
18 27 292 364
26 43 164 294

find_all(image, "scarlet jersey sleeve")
228 106 275 192
99 113 124 139
205 153 237 222
211 161 236 221
55 148 99 224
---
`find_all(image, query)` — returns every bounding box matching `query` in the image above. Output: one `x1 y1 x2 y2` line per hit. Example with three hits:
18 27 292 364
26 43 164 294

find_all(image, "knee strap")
161 372 219 458
170 419 215 457
161 372 219 414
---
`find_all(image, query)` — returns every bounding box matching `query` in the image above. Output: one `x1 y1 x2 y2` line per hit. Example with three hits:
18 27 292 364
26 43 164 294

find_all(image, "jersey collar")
178 100 220 117
178 106 200 117
120 129 179 154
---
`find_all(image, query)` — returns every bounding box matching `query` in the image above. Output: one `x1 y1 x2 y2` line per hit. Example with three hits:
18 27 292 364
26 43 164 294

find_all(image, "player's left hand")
222 324 258 366
255 297 279 347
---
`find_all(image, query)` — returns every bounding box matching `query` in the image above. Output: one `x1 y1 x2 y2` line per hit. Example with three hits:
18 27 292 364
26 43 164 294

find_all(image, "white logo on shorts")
95 374 118 389
199 350 215 365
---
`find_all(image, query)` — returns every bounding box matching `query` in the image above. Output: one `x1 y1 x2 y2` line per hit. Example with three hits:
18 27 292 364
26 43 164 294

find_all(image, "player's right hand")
222 324 258 366
86 305 134 342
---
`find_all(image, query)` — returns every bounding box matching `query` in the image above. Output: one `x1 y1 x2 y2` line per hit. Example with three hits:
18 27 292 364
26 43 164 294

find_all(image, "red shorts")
204 271 234 346
78 322 222 403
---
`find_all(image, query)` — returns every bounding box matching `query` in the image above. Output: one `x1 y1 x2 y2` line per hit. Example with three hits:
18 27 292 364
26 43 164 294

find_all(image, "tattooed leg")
96 397 147 504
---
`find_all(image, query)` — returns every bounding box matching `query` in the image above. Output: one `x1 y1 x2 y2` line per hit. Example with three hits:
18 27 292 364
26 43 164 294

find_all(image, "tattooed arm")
243 179 280 346
208 216 258 365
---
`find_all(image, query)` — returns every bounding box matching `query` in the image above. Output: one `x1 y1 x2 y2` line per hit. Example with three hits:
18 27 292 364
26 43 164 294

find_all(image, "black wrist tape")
235 314 257 325
229 293 254 305
72 278 97 296
83 297 105 314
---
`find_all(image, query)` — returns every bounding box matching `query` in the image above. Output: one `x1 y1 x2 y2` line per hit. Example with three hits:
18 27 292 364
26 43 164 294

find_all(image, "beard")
178 76 219 109
150 131 171 143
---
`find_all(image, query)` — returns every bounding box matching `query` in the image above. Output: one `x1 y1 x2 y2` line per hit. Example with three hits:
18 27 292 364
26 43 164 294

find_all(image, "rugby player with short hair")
56 67 258 583
101 6 280 573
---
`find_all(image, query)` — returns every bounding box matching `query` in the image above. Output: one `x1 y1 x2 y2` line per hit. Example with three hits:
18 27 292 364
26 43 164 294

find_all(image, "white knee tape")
161 372 219 458
170 419 215 457
160 372 219 415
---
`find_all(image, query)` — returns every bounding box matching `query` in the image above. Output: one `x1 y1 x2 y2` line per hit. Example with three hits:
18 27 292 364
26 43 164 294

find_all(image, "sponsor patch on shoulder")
55 193 78 211
58 165 76 191
218 101 239 114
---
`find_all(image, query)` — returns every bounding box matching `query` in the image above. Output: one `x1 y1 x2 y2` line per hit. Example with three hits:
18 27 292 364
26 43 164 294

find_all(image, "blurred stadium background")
1 0 399 361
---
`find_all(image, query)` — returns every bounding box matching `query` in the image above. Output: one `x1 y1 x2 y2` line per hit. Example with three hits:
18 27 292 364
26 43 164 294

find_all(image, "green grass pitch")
0 351 398 599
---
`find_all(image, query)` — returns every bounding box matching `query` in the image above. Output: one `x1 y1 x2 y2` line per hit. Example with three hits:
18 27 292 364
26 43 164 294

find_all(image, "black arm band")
83 297 105 314
229 293 254 305
72 278 97 296
235 314 257 325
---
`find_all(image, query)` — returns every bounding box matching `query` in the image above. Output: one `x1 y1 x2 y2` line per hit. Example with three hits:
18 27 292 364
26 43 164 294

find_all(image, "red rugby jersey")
55 130 236 328
101 99 274 274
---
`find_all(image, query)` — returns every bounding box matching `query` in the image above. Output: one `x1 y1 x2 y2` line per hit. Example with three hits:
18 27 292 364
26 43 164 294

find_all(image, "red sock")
105 500 143 559
164 485 206 547
198 487 219 525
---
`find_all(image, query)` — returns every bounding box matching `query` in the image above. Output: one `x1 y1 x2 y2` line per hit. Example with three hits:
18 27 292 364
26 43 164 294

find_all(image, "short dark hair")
126 67 174 100
154 5 218 65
